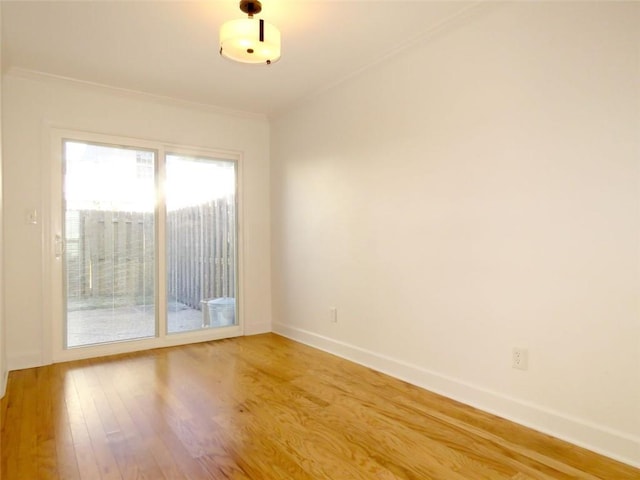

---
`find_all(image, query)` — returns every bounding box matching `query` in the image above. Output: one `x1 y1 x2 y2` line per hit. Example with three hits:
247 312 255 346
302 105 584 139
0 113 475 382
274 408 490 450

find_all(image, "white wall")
271 2 640 466
0 2 6 398
2 71 272 369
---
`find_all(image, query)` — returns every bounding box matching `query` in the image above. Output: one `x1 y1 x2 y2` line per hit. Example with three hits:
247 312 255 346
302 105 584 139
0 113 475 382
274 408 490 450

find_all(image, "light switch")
26 209 38 225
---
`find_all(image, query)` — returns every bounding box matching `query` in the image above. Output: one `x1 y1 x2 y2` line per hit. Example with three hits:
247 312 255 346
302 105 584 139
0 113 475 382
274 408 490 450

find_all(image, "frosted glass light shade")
219 18 281 64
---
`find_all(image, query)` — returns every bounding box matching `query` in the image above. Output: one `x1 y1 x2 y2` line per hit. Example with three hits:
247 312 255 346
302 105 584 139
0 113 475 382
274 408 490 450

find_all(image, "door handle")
55 234 66 259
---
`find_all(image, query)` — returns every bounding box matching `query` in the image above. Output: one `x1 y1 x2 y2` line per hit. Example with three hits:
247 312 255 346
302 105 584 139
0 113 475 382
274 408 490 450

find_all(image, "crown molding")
271 0 493 119
4 67 268 122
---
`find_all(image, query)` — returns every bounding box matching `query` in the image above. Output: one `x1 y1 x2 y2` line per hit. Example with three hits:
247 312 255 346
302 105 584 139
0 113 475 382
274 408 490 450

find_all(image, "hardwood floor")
1 334 638 479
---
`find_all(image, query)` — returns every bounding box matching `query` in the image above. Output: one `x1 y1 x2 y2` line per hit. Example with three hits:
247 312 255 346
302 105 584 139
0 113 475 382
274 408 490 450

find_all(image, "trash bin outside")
200 299 210 328
204 297 235 328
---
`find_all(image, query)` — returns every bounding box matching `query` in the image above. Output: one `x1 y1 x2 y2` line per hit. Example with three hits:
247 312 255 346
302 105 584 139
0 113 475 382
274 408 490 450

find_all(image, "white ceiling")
2 1 477 116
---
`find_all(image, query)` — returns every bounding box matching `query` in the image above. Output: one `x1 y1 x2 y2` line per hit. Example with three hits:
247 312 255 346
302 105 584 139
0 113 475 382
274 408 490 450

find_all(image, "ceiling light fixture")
219 0 281 65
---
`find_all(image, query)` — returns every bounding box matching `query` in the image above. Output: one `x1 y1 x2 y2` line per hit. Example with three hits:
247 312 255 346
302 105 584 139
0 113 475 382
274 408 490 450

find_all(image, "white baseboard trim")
273 323 640 469
244 321 272 336
0 369 8 399
7 350 44 372
5 325 271 371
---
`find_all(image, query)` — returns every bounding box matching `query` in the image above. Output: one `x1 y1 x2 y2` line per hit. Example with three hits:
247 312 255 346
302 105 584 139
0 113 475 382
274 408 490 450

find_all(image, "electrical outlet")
329 307 338 323
512 347 528 370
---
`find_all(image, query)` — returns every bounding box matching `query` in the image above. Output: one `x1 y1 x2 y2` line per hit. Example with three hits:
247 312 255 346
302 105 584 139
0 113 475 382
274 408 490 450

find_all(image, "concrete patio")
67 300 208 347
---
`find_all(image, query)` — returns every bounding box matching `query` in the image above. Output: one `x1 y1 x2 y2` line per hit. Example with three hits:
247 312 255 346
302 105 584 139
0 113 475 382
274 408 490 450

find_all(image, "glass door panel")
63 141 156 347
165 154 237 333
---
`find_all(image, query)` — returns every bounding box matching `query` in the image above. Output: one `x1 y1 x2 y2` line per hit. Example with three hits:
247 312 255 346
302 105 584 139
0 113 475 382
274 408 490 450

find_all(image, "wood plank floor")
1 333 638 479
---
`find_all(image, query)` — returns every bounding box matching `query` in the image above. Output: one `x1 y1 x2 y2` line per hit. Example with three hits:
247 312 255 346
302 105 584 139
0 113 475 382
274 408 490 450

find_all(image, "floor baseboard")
273 322 640 469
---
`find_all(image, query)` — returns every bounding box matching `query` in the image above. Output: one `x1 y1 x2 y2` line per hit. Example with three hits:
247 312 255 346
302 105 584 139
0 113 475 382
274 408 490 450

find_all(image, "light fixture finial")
239 0 262 17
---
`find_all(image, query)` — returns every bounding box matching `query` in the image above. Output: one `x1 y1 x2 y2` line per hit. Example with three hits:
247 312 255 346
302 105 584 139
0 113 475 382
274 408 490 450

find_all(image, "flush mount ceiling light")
219 0 281 65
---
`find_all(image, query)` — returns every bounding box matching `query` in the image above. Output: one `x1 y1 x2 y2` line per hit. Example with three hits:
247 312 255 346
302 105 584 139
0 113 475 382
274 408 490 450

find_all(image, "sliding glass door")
55 133 240 355
63 141 156 347
166 154 237 333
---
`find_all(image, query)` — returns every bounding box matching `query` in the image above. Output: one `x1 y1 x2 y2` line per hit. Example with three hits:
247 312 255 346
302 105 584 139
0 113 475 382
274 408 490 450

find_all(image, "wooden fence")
65 210 155 305
66 197 236 309
167 199 236 309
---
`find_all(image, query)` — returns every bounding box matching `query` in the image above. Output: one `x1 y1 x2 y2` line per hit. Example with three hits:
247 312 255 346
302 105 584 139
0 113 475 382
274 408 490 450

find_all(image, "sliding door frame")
46 128 244 364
